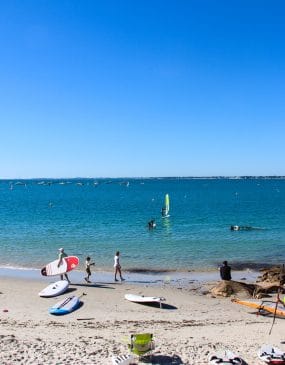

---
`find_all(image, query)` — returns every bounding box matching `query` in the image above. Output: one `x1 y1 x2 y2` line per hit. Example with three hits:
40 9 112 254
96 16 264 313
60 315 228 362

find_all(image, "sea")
0 178 284 275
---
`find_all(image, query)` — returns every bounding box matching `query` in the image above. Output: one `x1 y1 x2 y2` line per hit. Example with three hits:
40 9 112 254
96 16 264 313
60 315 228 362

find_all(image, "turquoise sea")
0 178 284 273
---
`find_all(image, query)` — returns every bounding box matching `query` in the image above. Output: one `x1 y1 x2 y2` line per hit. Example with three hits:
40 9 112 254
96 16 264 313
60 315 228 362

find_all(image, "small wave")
0 265 39 271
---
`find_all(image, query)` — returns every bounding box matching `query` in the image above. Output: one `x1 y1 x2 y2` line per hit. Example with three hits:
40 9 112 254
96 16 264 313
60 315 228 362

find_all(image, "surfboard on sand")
38 280 69 297
209 350 245 364
258 345 285 364
125 294 166 308
232 298 285 317
41 256 79 276
49 295 81 315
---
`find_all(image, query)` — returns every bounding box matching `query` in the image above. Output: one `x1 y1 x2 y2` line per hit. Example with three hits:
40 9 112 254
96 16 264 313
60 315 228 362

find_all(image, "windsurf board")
232 298 285 317
38 280 69 297
41 256 79 276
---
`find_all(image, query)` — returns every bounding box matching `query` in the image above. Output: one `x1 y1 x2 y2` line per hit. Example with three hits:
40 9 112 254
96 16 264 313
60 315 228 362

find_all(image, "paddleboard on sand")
41 256 79 276
49 295 81 315
232 298 285 317
38 280 69 297
125 293 165 304
209 350 244 364
258 345 285 364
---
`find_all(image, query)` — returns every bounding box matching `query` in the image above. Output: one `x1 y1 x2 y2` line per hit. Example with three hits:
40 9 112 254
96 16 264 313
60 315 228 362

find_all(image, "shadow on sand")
71 283 115 290
129 302 177 310
149 354 184 364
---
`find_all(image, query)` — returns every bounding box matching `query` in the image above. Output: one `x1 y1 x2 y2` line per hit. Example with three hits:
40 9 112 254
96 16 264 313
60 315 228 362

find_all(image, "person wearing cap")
57 248 70 283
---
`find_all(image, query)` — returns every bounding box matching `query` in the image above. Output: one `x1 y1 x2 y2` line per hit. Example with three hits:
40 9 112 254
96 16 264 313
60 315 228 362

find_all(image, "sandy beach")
0 272 284 365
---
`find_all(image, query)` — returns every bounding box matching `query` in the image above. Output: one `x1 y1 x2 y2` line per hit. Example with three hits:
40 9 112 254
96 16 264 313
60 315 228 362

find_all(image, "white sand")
0 275 284 364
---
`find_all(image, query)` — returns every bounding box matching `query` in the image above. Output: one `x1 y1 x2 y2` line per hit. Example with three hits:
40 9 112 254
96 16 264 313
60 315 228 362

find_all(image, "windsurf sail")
162 194 170 217
232 298 285 317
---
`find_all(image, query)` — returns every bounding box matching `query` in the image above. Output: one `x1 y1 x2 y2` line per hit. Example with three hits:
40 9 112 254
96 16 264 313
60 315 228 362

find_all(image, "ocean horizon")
0 177 284 273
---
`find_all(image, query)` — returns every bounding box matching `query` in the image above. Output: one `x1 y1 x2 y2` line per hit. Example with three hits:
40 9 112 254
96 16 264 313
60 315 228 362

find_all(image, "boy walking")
85 256 95 283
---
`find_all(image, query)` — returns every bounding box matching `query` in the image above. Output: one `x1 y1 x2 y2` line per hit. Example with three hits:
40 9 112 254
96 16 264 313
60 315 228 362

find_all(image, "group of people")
58 247 231 284
57 248 125 284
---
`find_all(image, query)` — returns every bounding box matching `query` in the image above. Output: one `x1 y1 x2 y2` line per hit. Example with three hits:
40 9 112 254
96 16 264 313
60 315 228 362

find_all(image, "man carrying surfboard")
58 248 71 283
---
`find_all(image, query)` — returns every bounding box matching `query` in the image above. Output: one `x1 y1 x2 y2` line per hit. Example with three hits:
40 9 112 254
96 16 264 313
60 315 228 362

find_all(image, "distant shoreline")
1 176 285 180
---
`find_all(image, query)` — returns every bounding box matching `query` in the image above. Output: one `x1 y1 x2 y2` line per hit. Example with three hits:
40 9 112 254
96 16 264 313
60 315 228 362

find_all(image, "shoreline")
0 266 260 287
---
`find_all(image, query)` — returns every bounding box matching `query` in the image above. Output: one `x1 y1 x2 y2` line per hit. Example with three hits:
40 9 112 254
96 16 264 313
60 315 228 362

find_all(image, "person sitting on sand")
84 256 95 283
220 260 232 281
58 248 71 283
114 251 125 282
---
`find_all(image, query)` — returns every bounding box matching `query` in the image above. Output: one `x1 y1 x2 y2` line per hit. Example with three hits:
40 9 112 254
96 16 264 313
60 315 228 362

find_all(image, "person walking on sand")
220 260 232 281
114 251 125 282
84 256 95 283
58 248 71 283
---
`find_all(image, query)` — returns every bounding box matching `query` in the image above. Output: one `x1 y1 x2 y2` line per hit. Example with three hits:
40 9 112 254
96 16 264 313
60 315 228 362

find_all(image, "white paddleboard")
41 256 79 276
125 293 165 304
209 350 244 364
258 345 285 364
38 280 69 297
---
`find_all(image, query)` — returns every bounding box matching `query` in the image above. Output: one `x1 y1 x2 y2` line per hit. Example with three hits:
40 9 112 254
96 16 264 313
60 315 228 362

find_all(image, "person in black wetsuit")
220 260 232 281
148 219 156 229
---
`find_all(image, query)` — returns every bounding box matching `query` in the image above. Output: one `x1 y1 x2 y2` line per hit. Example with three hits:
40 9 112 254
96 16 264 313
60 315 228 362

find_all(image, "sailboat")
161 194 170 218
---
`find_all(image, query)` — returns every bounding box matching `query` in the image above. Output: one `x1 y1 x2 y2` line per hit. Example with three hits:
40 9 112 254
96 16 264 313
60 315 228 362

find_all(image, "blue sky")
1 0 284 178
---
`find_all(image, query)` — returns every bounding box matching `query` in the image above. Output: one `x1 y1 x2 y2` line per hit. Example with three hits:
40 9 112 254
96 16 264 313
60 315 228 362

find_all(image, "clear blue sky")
1 0 284 178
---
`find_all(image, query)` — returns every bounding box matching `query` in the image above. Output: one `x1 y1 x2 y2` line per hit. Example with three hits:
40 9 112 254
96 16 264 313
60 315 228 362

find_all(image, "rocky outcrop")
211 280 255 298
211 266 285 299
256 266 285 284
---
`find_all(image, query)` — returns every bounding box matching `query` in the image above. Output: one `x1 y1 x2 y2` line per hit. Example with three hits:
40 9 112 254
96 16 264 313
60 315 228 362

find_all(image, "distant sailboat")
161 194 170 218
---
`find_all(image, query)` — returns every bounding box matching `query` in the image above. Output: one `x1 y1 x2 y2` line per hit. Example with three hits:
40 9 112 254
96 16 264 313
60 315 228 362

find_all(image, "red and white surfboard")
41 256 79 276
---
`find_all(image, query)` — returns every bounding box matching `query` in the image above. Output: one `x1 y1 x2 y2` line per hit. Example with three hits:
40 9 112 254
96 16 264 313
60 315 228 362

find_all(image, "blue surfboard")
49 295 80 315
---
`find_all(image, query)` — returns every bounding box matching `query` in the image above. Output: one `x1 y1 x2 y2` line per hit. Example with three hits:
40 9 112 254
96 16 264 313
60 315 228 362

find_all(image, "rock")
257 266 285 284
210 280 255 298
